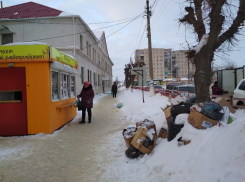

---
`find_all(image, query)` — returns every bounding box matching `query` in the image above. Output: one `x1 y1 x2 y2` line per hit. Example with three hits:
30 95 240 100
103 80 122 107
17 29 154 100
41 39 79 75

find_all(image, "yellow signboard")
0 44 50 62
50 47 78 69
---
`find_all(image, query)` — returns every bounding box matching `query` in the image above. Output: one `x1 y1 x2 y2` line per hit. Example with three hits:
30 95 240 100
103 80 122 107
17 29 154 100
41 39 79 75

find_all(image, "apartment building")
0 2 113 94
135 48 195 79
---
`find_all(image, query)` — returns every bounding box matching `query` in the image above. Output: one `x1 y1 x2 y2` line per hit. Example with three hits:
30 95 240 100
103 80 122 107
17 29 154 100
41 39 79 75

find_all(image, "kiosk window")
61 73 70 99
0 90 22 103
71 76 75 97
51 71 59 100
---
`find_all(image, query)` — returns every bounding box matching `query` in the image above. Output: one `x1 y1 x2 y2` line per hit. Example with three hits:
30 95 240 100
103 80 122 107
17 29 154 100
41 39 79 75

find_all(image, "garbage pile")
160 95 237 146
123 95 238 157
123 120 157 158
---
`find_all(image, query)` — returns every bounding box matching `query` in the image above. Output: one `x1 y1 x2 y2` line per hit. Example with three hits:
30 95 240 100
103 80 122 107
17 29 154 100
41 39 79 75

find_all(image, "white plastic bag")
219 106 230 124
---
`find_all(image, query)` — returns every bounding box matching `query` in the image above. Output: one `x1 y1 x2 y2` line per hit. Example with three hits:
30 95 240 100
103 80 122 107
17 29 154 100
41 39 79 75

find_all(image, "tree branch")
179 6 204 41
194 0 206 39
215 0 245 49
208 0 226 47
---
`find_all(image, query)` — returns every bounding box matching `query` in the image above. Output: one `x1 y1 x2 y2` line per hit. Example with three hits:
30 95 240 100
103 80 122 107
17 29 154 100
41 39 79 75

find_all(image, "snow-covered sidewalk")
0 93 129 182
1 87 245 182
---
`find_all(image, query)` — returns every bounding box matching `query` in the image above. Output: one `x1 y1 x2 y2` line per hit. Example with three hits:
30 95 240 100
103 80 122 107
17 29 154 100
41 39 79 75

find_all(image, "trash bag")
170 102 193 118
201 101 224 120
186 96 196 103
117 103 123 108
77 100 83 111
73 100 79 107
167 117 184 141
142 137 154 148
125 145 141 159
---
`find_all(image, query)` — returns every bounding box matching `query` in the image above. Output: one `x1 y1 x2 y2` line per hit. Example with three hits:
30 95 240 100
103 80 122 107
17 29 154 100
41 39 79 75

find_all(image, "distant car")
166 83 183 90
154 85 164 92
172 85 195 93
233 79 245 105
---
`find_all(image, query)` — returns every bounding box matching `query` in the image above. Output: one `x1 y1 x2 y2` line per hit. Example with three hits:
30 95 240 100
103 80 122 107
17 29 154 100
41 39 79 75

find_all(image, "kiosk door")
0 67 27 136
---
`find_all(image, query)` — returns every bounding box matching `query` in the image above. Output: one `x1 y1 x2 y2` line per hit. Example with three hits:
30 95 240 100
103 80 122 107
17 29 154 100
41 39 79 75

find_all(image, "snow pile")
100 87 245 182
193 34 209 53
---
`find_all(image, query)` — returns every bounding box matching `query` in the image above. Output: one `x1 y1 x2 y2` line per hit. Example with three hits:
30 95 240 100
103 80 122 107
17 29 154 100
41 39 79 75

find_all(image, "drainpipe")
73 16 75 57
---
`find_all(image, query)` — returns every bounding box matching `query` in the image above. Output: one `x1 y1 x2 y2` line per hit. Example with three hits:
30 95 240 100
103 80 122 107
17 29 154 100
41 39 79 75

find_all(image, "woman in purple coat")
77 81 94 124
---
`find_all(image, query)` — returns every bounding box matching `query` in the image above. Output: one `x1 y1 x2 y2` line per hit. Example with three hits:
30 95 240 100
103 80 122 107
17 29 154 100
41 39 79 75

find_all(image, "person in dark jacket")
111 82 118 98
77 81 94 124
211 81 223 95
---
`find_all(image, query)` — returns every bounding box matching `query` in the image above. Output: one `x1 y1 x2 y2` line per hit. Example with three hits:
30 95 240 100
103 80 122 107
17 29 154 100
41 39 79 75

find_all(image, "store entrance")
0 67 28 136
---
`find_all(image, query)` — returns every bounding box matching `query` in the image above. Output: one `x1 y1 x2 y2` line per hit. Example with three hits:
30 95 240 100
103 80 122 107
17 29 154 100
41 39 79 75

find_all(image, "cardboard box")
214 97 235 114
158 128 168 138
124 136 134 148
187 109 218 129
161 106 172 121
131 127 156 154
178 140 191 147
136 120 157 136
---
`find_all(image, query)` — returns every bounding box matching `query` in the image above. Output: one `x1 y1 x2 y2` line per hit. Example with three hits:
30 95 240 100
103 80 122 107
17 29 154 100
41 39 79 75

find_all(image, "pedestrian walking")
77 81 94 124
111 82 118 98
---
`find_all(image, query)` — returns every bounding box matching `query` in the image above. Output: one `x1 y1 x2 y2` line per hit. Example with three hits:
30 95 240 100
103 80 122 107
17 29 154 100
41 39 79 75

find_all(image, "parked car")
154 85 164 92
166 83 183 90
233 79 245 105
172 85 195 93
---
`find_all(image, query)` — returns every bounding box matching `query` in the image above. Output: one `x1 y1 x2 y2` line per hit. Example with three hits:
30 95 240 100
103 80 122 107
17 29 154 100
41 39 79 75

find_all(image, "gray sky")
4 0 245 81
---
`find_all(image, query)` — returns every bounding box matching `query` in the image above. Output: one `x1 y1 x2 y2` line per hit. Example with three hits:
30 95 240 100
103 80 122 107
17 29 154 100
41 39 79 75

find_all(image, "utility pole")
146 0 155 96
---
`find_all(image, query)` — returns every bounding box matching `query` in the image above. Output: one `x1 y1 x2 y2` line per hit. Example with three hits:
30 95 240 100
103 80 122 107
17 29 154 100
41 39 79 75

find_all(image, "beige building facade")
135 48 195 80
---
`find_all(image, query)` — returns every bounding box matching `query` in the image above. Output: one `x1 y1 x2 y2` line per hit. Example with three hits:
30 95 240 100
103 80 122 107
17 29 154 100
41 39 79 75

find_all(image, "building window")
93 72 96 85
2 34 13 45
80 35 83 50
90 70 92 85
87 69 90 82
71 76 75 97
0 90 22 103
86 41 89 55
51 71 59 101
81 67 84 84
98 74 100 86
61 73 70 99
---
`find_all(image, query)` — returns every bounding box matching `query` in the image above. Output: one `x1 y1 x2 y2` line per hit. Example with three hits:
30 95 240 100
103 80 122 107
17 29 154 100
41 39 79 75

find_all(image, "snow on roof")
3 41 48 46
58 11 76 17
193 34 209 53
0 2 63 19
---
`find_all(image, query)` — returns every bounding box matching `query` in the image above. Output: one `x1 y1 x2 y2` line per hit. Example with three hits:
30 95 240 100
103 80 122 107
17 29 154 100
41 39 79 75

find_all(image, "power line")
138 25 147 49
24 15 142 42
0 13 144 26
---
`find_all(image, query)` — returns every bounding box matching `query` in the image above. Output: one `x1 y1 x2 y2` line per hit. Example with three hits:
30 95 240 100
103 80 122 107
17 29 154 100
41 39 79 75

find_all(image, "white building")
0 2 113 95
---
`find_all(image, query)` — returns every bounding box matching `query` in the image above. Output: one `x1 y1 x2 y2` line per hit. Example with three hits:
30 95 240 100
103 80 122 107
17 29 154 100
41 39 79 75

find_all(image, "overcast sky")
4 0 245 81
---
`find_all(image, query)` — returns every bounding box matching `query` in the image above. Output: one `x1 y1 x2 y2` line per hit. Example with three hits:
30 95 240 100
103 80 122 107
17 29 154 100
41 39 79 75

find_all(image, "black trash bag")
77 100 83 111
170 102 193 118
201 101 224 120
125 145 141 159
143 137 154 148
186 96 196 103
167 117 184 141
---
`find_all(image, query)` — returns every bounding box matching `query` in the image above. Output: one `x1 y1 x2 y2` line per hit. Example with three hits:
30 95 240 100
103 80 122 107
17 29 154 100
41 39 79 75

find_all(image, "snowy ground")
100 87 245 182
1 87 245 182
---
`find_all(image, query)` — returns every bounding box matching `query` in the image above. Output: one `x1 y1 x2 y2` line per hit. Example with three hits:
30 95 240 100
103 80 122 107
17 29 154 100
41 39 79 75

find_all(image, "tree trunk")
194 49 213 103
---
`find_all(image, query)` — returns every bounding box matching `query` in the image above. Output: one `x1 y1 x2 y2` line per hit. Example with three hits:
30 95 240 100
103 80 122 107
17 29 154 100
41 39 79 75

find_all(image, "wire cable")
24 15 142 42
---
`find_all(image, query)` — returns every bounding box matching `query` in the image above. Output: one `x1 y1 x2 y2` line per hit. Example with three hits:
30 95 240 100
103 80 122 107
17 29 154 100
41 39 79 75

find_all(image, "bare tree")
223 60 237 69
179 0 245 102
